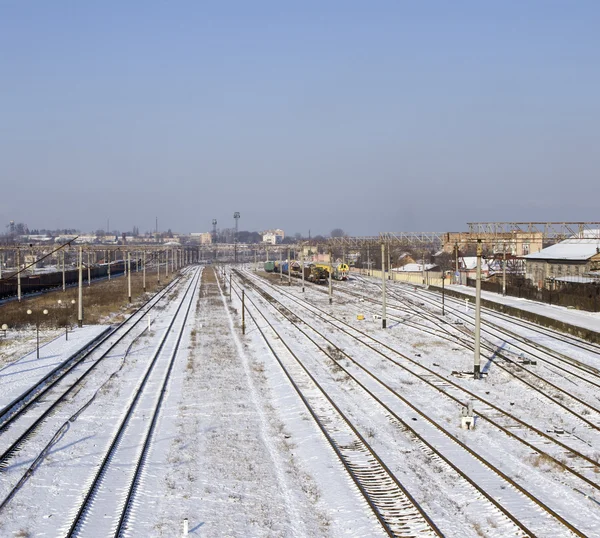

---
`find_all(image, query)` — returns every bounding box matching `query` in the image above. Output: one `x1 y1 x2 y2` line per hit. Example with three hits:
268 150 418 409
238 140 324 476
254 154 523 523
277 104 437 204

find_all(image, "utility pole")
212 218 217 261
474 239 482 379
454 242 459 284
442 273 445 316
241 290 246 335
287 248 291 285
279 249 283 280
127 252 132 303
17 248 21 302
328 250 333 305
387 245 391 280
502 243 507 297
107 250 111 280
254 249 257 272
87 250 91 286
301 253 305 292
367 244 370 276
234 212 240 263
143 250 147 292
157 251 161 285
78 246 83 327
381 243 387 328
62 250 66 291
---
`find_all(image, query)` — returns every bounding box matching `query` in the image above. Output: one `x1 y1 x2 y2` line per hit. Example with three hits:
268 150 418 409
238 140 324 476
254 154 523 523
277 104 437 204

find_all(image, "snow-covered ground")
1 265 600 537
446 283 600 333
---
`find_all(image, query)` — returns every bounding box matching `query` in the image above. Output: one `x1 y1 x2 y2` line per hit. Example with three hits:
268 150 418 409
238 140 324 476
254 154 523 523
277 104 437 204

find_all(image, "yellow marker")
357 314 365 320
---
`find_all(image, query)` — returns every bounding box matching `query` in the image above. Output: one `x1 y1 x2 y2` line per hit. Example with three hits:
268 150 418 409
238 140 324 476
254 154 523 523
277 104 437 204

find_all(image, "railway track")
65 267 202 537
255 271 600 481
240 269 600 534
235 270 597 537
0 270 190 515
305 275 600 444
226 272 444 537
353 278 600 431
368 276 600 383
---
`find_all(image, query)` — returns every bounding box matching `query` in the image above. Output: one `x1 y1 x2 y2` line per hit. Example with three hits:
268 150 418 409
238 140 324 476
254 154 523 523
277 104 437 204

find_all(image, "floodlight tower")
234 212 240 263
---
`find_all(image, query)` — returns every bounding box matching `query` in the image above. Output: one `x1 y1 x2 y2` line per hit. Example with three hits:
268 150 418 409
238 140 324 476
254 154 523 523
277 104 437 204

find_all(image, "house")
458 257 491 280
524 234 600 290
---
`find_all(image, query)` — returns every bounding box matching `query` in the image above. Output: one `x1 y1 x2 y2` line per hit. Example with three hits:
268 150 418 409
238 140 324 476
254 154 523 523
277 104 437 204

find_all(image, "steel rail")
66 268 201 537
244 270 600 496
227 271 443 538
0 274 185 468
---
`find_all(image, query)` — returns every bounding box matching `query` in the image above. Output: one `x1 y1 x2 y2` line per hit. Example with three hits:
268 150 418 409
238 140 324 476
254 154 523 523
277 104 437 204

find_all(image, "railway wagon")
290 261 311 280
0 261 126 301
264 261 275 272
273 261 290 274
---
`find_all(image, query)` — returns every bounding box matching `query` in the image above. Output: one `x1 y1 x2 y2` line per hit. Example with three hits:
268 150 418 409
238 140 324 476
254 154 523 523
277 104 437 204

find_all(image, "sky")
1 2 599 237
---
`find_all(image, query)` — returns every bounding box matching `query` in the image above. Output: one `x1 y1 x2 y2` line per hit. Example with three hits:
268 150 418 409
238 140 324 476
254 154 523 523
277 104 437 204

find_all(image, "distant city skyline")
2 2 599 235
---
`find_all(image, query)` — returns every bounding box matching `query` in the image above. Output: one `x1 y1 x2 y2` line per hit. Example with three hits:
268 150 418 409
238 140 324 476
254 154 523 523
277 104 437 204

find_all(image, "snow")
0 326 110 410
393 263 437 272
2 265 600 537
524 236 600 261
446 283 600 333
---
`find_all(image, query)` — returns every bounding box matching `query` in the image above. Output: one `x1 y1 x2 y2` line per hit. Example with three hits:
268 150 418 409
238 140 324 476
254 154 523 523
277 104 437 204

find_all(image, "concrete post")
127 251 132 303
78 247 83 327
17 248 21 302
474 239 482 379
381 243 387 328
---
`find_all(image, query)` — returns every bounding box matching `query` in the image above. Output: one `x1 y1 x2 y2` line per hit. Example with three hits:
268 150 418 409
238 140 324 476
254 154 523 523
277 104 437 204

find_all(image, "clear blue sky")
1 1 599 236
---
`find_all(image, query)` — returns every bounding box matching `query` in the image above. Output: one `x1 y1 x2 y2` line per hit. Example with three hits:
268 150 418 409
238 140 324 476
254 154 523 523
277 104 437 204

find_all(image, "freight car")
290 261 311 280
0 261 126 301
264 261 275 272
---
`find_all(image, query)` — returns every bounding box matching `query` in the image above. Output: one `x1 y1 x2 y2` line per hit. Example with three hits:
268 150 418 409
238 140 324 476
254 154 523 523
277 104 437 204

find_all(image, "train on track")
264 260 349 283
0 261 126 301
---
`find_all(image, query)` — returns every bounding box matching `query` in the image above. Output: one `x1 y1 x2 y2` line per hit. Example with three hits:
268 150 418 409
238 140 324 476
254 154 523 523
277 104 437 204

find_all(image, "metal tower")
234 212 240 262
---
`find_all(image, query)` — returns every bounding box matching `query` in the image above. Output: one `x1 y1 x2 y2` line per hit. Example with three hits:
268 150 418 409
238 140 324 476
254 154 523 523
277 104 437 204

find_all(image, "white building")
190 232 212 244
262 229 285 244
524 233 600 289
